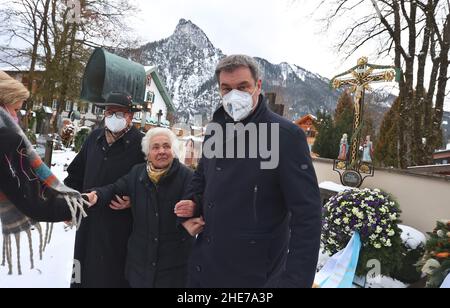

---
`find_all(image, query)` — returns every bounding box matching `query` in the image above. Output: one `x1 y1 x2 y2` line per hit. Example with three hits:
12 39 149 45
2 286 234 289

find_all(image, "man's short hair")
215 55 261 85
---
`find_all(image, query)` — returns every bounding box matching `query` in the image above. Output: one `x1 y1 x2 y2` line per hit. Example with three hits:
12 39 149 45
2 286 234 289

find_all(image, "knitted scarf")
0 108 88 275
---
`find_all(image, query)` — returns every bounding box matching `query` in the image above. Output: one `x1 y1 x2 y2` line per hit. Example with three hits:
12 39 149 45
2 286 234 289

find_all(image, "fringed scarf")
0 107 88 275
146 162 172 185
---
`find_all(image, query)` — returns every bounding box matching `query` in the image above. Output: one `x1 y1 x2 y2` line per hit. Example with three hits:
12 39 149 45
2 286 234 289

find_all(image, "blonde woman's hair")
0 70 30 105
0 70 11 80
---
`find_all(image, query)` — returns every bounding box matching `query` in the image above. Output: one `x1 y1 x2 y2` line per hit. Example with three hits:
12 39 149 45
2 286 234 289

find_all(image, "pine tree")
375 97 401 167
361 106 376 141
334 90 354 147
335 90 354 122
312 110 338 159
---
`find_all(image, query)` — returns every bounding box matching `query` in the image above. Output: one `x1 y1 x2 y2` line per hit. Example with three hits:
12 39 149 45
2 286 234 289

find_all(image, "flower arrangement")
418 220 450 288
322 188 404 276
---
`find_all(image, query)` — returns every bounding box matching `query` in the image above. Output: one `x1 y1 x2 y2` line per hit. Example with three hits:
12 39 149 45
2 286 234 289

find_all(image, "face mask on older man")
105 113 128 133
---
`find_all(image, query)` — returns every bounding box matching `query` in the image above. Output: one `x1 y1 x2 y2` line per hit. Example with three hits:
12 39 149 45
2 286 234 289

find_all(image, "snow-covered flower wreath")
322 188 404 276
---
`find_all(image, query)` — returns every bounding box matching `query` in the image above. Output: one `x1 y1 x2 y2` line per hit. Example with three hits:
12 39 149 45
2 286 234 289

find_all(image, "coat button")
104 157 108 161
196 265 202 272
155 213 159 217
208 202 214 209
205 236 211 244
154 238 159 243
152 262 157 267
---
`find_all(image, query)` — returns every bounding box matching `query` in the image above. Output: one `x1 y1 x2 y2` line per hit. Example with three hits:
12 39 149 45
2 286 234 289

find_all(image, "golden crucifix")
331 57 398 166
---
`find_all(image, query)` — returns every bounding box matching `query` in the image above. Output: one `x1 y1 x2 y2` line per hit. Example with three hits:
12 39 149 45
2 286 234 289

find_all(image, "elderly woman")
0 71 88 275
86 128 200 288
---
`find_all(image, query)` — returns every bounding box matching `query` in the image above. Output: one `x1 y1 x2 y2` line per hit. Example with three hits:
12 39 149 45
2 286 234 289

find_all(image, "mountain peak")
129 20 347 121
176 18 196 29
171 18 215 50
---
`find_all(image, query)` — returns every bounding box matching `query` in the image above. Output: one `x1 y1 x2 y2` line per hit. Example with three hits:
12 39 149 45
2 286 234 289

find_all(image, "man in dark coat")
64 92 145 288
85 128 195 288
178 55 322 288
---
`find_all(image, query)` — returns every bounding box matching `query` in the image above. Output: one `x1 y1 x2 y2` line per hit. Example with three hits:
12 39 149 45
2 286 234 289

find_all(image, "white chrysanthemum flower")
437 230 445 238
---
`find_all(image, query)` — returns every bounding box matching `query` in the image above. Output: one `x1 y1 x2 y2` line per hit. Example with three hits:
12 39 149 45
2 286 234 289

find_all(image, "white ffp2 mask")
222 89 257 122
105 115 127 133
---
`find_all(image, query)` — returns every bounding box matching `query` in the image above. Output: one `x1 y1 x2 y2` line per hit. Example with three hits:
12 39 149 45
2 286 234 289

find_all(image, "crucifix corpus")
330 57 400 188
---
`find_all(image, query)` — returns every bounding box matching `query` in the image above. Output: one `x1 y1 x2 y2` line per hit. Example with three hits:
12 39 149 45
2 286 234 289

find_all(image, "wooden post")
44 139 54 166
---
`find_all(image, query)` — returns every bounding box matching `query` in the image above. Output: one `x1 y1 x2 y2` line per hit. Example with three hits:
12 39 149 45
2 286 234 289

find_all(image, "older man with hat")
64 92 145 288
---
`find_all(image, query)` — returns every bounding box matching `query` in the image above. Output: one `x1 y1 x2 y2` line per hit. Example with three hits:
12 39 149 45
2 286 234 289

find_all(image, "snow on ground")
365 276 408 288
0 150 77 288
319 181 353 193
399 225 426 250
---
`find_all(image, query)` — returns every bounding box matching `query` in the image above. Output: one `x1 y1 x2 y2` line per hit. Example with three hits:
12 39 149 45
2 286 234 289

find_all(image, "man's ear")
257 79 263 92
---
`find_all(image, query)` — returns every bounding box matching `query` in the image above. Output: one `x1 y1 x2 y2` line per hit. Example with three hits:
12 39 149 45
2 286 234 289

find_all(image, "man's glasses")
104 111 127 119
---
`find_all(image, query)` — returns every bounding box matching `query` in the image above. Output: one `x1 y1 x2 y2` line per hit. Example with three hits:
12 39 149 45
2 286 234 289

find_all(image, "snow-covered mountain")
120 19 394 122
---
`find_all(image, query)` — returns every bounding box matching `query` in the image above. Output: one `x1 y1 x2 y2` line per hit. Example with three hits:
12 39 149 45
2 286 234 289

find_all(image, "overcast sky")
1 0 447 109
130 0 450 110
130 0 378 79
